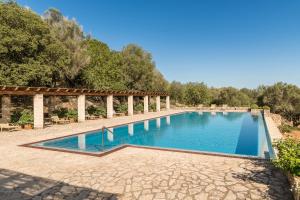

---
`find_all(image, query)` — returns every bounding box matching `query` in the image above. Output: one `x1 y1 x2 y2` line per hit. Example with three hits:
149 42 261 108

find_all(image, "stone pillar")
106 95 113 119
143 96 149 113
166 96 170 110
156 96 160 112
128 95 133 116
77 95 85 122
34 94 44 129
1 95 11 123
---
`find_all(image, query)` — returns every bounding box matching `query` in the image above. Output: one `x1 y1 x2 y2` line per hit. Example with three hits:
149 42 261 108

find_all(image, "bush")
250 104 259 109
278 124 294 133
150 103 156 111
11 110 22 123
263 105 271 110
87 105 97 115
95 106 106 116
18 109 33 125
134 103 144 112
116 104 127 113
66 109 77 120
52 108 68 118
272 138 300 176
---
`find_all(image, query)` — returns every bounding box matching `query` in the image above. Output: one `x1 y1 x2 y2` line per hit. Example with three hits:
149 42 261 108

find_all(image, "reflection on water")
78 134 86 150
128 124 134 136
166 116 170 125
156 118 161 128
107 128 114 142
144 120 149 131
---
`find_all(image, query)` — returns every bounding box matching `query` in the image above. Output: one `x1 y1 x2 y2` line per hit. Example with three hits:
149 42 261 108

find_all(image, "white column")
156 96 161 112
78 134 86 150
33 94 44 129
128 123 134 136
106 95 113 119
144 120 149 131
166 96 170 110
77 95 85 122
156 118 161 128
128 95 133 116
1 95 11 123
143 96 149 113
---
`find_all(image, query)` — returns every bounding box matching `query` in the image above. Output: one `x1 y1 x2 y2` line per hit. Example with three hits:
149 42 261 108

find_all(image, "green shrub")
278 124 294 133
87 105 97 115
150 103 156 111
52 108 68 118
18 109 33 125
10 110 22 123
116 104 127 113
134 103 144 112
272 138 300 176
250 104 259 109
66 109 77 120
263 105 271 110
95 106 106 116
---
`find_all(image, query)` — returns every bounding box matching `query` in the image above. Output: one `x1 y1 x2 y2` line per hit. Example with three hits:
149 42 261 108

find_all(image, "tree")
120 44 167 91
82 39 125 90
262 82 300 123
168 81 184 104
43 8 90 87
183 82 211 106
216 87 252 106
0 2 69 86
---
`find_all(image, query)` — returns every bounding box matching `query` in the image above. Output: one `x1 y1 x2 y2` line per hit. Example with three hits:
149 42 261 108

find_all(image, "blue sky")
17 0 300 88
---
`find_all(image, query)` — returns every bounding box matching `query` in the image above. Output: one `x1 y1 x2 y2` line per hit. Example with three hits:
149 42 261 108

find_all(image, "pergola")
0 86 170 128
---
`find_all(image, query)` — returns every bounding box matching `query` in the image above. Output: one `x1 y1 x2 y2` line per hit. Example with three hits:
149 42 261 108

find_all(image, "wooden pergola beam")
0 86 168 97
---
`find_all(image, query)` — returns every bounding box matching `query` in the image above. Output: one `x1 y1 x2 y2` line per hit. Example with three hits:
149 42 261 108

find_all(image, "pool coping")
20 111 269 161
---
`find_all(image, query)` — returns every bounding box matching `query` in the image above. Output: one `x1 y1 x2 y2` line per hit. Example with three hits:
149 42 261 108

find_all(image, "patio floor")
0 110 293 200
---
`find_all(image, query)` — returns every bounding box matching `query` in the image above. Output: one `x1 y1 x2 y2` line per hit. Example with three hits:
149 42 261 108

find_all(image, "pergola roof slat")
0 85 168 97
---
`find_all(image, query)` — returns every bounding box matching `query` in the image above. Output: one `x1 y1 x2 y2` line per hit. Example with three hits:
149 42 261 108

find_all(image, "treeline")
0 2 299 124
0 2 168 91
169 82 300 124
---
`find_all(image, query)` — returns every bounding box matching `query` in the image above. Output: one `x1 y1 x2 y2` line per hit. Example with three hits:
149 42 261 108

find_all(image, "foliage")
115 104 128 113
278 124 300 133
0 2 69 86
10 110 22 123
272 138 300 176
150 103 156 111
260 82 300 123
43 8 90 87
66 109 77 120
134 103 144 112
52 107 68 118
120 44 167 92
251 104 259 109
87 105 106 116
263 105 270 110
17 109 33 125
183 82 211 106
82 39 125 90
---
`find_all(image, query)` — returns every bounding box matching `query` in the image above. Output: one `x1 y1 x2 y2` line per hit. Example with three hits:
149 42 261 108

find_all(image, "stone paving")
0 110 293 200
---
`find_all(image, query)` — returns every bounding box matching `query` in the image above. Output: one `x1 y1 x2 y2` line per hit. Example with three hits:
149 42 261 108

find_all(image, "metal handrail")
102 126 113 134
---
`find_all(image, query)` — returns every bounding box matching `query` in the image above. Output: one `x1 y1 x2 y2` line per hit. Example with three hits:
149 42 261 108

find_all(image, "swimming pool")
31 112 274 158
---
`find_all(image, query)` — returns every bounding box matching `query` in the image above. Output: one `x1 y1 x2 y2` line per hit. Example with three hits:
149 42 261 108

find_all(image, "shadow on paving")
232 159 293 200
0 168 118 200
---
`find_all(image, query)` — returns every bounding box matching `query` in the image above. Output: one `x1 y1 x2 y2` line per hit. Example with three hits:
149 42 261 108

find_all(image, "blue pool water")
34 112 274 158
